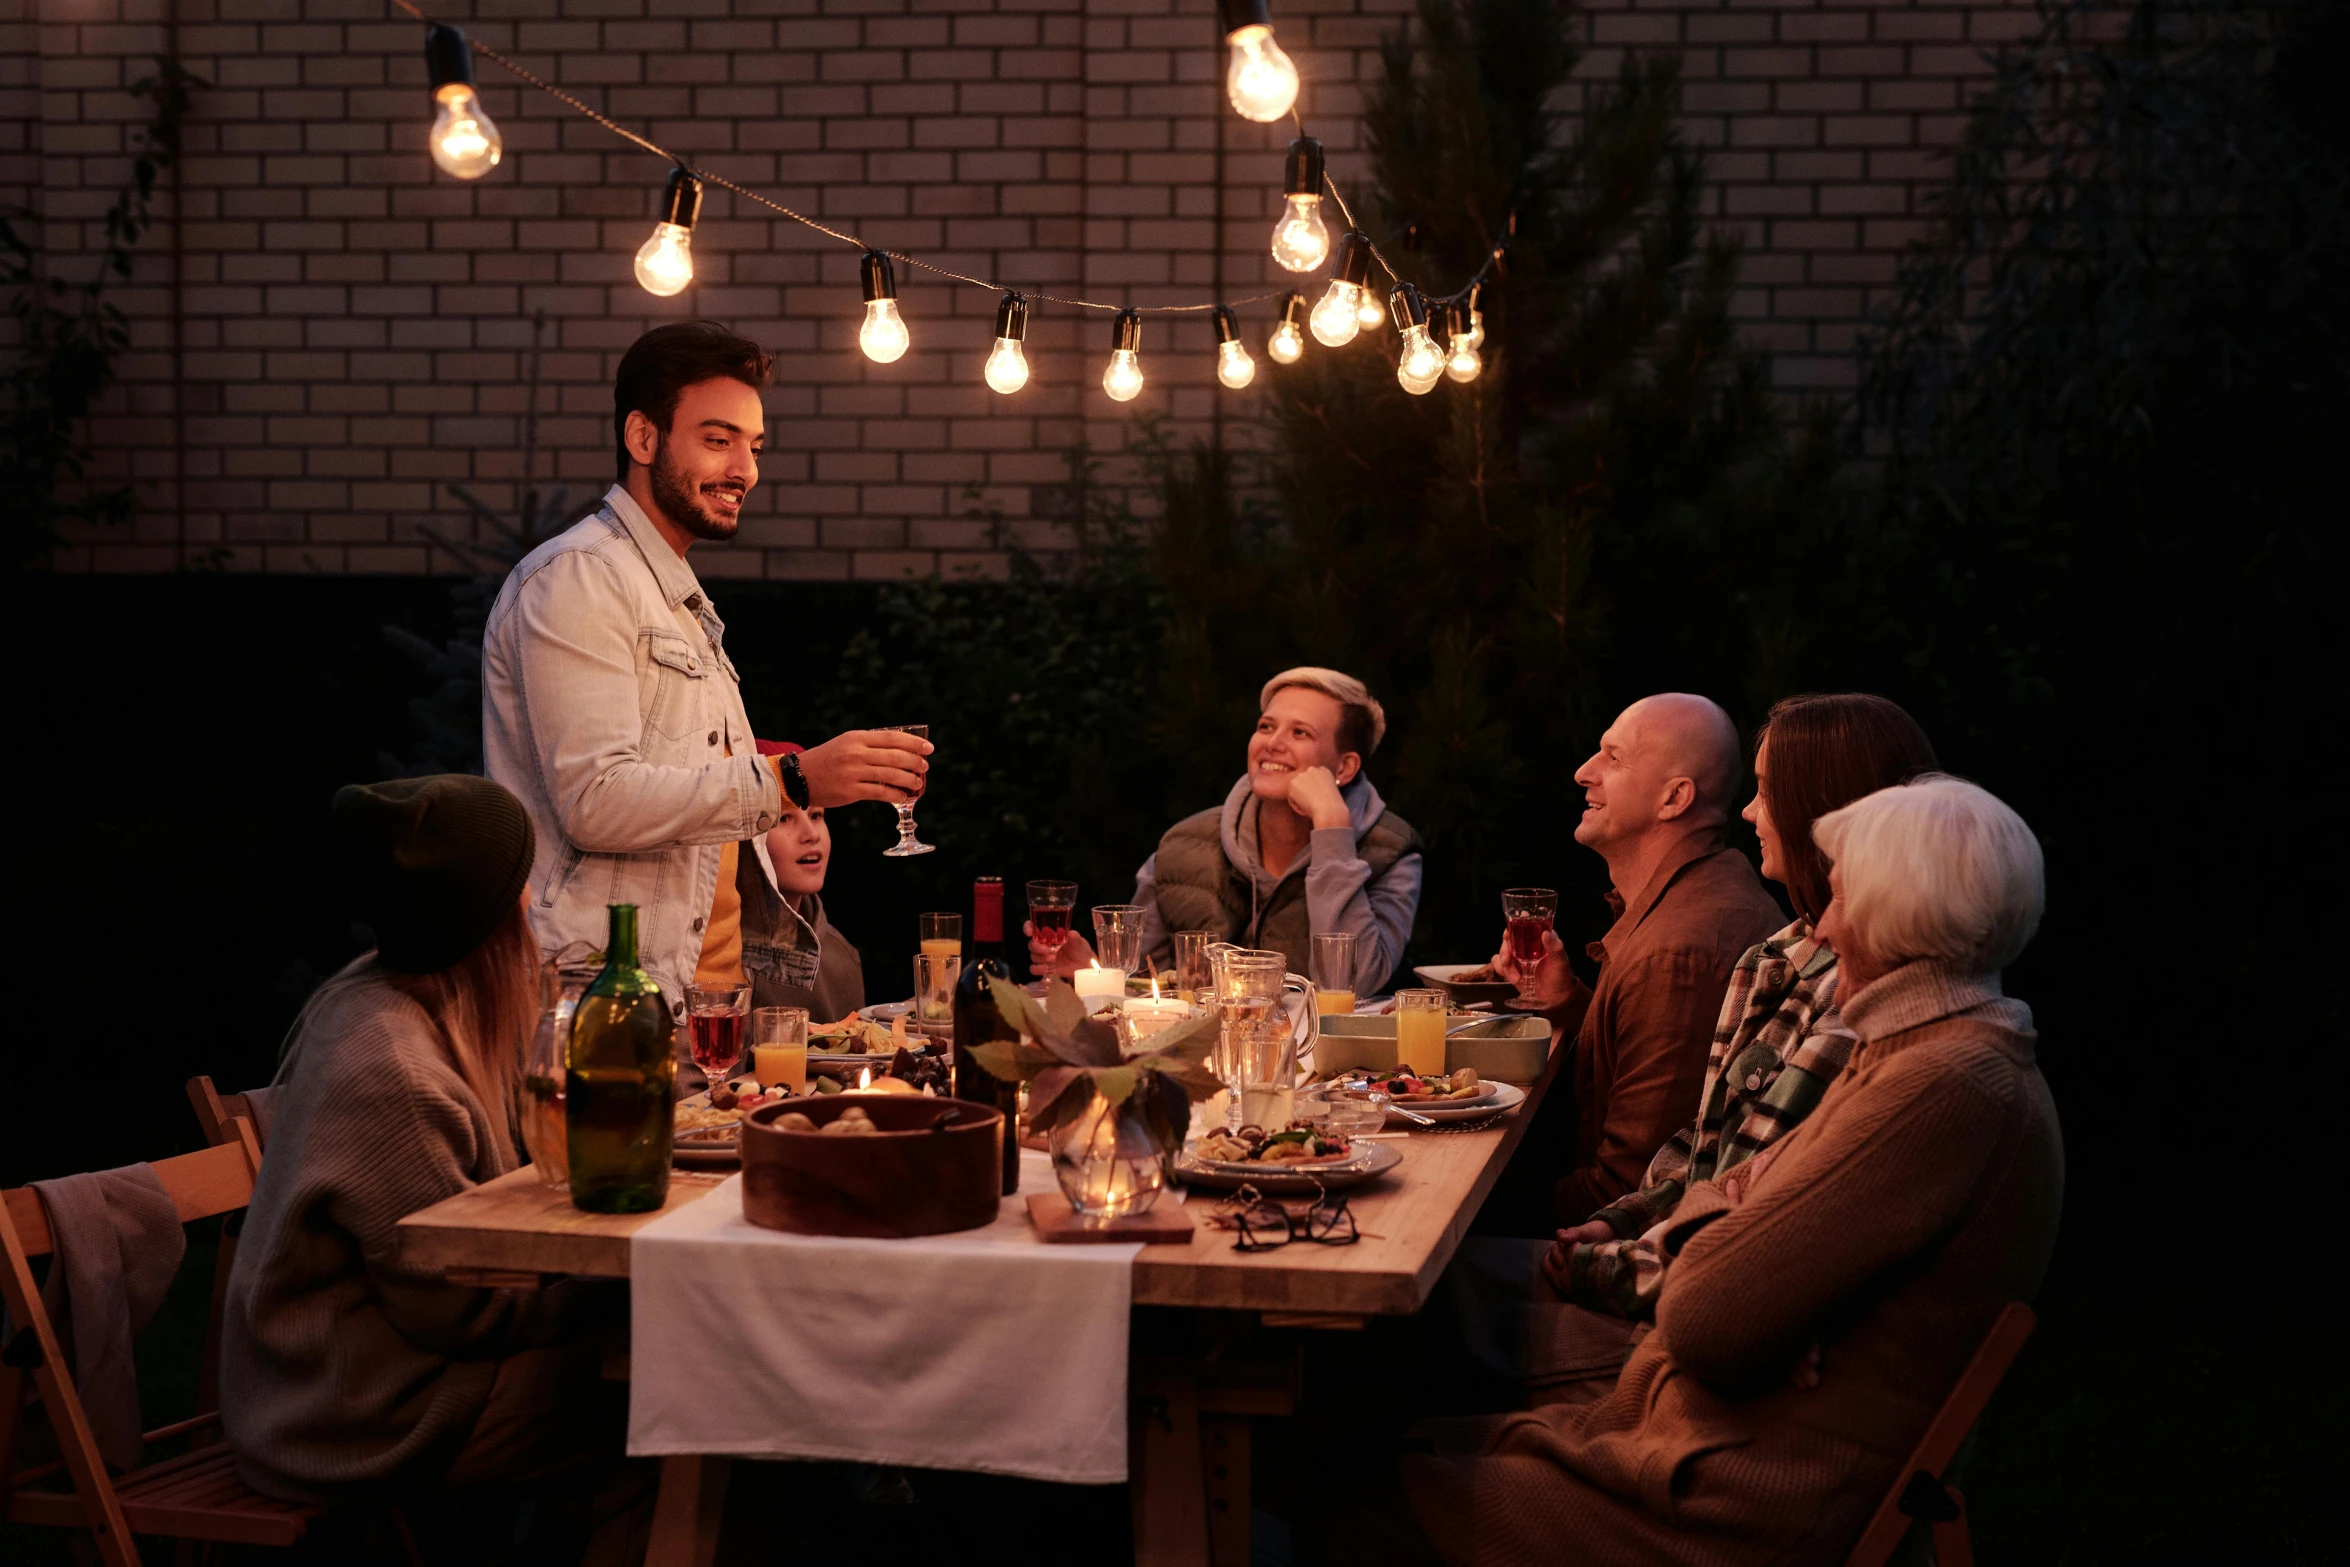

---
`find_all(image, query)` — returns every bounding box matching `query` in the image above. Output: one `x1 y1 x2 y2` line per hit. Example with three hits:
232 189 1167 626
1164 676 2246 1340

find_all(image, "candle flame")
857 1065 872 1090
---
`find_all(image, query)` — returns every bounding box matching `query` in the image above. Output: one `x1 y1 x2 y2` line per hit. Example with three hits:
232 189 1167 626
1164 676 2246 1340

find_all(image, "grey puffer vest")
1150 804 1423 978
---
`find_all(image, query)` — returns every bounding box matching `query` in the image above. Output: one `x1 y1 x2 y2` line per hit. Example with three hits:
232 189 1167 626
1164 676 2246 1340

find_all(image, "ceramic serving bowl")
740 1094 1004 1238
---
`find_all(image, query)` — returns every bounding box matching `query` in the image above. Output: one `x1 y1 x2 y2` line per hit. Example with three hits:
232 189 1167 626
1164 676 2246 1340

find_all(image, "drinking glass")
684 982 750 1089
750 1006 809 1094
1311 931 1357 1017
1394 988 1449 1077
1091 904 1146 976
1172 930 1218 1001
1500 888 1559 1011
918 912 962 962
881 722 935 857
913 950 962 1028
1026 880 1078 975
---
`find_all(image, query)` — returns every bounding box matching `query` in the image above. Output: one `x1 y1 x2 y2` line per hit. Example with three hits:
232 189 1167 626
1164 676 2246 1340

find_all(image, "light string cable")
1284 104 1516 314
391 0 1287 316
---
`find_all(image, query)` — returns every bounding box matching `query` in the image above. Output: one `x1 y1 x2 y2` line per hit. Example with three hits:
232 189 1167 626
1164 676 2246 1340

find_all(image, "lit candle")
1072 961 1128 1013
1122 996 1193 1042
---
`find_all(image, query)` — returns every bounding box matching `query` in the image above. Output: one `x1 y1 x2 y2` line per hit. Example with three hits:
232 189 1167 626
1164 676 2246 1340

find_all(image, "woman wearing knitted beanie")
221 775 648 1561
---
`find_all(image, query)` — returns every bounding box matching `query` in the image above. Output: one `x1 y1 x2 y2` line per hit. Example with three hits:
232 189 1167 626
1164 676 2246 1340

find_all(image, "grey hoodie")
1130 774 1423 996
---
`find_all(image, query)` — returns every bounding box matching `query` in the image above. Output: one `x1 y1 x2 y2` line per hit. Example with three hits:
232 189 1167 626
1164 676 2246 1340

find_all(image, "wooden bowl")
740 1095 1004 1237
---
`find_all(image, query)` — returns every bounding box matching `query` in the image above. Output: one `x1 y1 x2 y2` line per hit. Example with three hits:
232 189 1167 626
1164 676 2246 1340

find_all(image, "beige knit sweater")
1404 961 2064 1566
221 965 568 1502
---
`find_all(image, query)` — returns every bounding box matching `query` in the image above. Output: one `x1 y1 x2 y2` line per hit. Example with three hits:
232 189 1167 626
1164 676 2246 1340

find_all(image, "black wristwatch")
777 750 811 810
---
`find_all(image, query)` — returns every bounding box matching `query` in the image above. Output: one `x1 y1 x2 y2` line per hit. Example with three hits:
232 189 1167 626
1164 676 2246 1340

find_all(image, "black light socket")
993 292 1029 341
1334 232 1373 288
1212 306 1241 345
1283 137 1324 198
1389 284 1429 331
424 25 475 92
1278 290 1305 327
657 168 702 230
1111 309 1143 353
860 250 897 302
1217 0 1274 39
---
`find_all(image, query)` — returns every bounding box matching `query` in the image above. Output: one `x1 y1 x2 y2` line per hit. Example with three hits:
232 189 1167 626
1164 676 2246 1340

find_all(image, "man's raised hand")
797 729 932 808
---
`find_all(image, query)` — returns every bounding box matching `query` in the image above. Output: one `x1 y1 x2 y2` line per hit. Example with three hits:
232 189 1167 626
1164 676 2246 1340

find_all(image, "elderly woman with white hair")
1342 776 2064 1567
1030 667 1422 996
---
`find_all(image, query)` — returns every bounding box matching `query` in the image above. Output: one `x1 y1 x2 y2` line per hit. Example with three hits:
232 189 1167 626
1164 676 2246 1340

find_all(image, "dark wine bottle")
566 903 676 1213
953 876 1023 1195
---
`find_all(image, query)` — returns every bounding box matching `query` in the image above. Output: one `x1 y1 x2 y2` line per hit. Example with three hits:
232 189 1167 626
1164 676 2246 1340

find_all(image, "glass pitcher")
521 957 599 1187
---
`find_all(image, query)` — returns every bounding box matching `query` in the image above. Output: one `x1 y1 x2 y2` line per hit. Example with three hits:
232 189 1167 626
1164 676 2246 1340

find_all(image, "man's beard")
649 437 744 542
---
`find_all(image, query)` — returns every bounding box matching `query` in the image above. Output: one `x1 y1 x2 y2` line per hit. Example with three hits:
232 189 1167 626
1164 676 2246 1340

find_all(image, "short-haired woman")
1373 776 2062 1566
223 776 643 1555
1029 667 1423 997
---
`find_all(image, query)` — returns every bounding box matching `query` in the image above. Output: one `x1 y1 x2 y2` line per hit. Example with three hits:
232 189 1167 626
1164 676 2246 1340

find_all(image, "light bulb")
1271 194 1329 273
1310 281 1361 347
1397 325 1445 394
1216 339 1257 390
1103 349 1145 402
984 337 1029 394
429 85 502 179
1268 319 1305 364
1445 341 1483 383
1225 26 1299 122
1357 290 1385 331
1460 308 1486 352
634 222 695 297
859 298 910 364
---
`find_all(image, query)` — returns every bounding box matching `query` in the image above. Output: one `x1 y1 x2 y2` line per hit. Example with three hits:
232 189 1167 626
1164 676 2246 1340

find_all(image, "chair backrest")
186 1076 270 1151
1 1128 264 1260
1844 1302 2036 1567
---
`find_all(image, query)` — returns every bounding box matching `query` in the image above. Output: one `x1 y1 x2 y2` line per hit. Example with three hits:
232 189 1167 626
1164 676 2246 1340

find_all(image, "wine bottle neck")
605 903 640 968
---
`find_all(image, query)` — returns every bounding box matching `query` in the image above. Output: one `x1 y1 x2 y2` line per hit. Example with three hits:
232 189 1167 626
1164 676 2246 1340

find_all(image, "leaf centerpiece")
964 977 1222 1157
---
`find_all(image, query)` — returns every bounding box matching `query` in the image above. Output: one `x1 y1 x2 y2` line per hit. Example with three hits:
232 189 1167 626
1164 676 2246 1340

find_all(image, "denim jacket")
483 485 788 1012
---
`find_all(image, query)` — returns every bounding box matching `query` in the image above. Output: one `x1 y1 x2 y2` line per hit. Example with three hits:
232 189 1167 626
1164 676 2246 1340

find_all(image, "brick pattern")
11 0 2032 576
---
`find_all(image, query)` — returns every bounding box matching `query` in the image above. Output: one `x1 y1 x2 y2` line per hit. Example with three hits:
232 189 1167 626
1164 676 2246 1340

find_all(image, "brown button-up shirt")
1546 829 1786 1221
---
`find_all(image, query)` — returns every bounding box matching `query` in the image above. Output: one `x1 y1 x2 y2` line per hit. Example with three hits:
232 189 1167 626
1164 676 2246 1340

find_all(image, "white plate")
1389 1081 1525 1125
1174 1140 1403 1193
858 999 917 1023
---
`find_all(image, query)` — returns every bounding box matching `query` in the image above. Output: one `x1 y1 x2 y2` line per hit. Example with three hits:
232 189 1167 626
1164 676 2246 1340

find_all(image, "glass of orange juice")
1394 988 1449 1077
918 911 961 961
1311 931 1356 1016
750 1006 809 1093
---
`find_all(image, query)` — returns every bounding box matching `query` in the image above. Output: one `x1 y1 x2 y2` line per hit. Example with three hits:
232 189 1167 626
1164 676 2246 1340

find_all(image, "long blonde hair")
284 900 538 1130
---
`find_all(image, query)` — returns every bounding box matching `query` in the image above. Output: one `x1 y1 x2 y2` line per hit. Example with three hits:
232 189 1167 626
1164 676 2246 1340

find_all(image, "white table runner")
627 1149 1141 1484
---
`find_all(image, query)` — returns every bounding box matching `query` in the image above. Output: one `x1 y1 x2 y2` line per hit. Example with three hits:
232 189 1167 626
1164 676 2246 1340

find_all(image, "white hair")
1260 666 1387 755
1813 774 2044 973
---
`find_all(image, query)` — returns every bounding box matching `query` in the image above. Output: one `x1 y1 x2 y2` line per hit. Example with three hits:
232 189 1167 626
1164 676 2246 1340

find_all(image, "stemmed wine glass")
881 722 935 857
1500 888 1558 1012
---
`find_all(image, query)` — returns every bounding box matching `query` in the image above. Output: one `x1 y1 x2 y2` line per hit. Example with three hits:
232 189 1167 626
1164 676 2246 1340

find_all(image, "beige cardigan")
1405 961 2064 1565
221 966 569 1502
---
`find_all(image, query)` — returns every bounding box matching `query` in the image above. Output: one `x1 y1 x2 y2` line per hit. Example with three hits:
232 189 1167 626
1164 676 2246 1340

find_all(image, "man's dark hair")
612 322 775 481
1755 693 1940 922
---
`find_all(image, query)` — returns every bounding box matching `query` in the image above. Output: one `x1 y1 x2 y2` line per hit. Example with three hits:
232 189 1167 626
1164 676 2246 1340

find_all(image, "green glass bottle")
566 903 676 1213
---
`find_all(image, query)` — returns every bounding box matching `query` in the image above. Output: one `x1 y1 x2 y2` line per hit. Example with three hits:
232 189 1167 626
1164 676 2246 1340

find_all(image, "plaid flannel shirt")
1556 919 1855 1320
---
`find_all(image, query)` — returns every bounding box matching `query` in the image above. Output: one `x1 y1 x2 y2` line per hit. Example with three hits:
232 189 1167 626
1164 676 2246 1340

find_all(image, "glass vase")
1048 1087 1167 1221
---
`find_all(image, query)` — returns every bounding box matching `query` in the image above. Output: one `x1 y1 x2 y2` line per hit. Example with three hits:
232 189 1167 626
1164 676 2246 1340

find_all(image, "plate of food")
857 999 918 1025
1414 962 1518 1007
1384 1081 1525 1125
1174 1130 1401 1194
811 1013 930 1071
1351 1067 1498 1108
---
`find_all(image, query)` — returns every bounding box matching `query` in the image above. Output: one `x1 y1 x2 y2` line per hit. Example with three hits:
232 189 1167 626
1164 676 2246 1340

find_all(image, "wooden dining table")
397 1035 1561 1567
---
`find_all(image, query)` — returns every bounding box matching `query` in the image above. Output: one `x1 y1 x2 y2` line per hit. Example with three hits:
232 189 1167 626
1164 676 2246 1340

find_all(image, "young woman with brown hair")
222 776 646 1559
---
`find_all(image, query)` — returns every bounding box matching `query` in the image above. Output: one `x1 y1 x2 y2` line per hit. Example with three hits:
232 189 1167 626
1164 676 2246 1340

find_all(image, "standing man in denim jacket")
482 322 928 1041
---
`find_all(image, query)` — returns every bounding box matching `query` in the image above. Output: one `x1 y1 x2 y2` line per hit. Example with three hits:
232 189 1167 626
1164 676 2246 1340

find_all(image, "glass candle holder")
1049 1088 1167 1221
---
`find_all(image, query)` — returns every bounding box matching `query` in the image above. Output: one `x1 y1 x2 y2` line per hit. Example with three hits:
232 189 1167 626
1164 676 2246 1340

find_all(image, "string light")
633 169 700 297
1267 291 1306 364
1218 0 1301 123
1393 286 1445 395
423 25 501 179
396 7 1517 402
1212 306 1257 389
1103 310 1146 402
858 251 911 363
1444 300 1483 383
983 292 1030 394
1271 138 1330 272
1311 233 1372 347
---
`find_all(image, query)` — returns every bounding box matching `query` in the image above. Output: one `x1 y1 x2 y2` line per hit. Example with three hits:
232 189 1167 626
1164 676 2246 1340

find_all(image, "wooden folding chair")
1844 1303 2037 1567
186 1076 270 1152
0 1118 319 1565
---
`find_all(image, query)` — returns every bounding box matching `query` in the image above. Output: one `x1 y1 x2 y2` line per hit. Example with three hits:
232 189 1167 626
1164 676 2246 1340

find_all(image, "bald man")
1496 694 1784 1221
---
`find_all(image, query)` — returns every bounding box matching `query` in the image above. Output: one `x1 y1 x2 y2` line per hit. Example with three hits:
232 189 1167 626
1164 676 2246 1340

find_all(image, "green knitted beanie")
331 775 536 974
